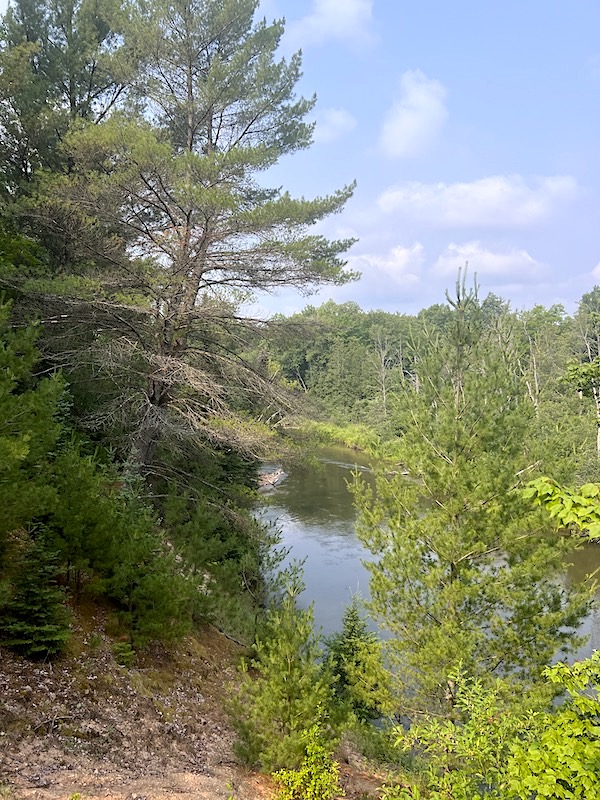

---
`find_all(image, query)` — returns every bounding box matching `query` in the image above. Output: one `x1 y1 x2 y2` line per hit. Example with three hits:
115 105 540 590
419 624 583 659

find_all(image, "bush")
273 724 344 800
229 584 340 771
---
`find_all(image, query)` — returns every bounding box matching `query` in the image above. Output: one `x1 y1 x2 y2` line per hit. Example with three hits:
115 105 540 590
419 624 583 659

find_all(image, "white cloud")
379 70 448 159
378 174 577 227
591 261 600 279
350 243 425 286
313 107 357 143
287 0 373 48
433 242 545 282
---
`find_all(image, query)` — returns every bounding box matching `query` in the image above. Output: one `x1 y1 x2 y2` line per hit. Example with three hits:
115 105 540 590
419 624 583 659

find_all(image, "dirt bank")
0 610 382 800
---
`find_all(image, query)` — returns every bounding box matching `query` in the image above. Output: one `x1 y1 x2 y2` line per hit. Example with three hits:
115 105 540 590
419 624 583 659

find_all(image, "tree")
0 297 63 559
569 287 600 462
24 0 356 470
229 583 339 771
0 0 132 197
353 277 592 720
325 599 393 722
0 532 72 659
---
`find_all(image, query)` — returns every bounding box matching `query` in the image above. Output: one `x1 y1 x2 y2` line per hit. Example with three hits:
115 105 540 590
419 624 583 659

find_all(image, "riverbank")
0 604 382 800
0 609 265 800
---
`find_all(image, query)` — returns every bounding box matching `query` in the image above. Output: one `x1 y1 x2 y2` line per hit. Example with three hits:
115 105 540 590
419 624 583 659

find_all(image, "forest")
0 1 599 798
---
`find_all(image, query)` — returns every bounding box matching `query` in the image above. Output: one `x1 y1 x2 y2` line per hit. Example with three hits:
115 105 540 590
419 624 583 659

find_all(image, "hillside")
0 606 382 800
0 602 271 800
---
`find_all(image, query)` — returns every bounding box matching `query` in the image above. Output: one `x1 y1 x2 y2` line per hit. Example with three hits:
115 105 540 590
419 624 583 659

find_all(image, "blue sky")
1 0 599 317
253 0 600 317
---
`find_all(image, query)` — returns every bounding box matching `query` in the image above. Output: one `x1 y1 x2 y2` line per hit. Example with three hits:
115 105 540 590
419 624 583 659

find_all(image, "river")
260 446 600 659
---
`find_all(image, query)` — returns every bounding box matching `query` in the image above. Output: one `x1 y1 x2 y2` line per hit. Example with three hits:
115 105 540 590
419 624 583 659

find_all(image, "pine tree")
0 298 62 560
0 533 72 658
16 0 356 471
354 276 593 720
0 0 132 196
325 600 393 721
229 583 339 771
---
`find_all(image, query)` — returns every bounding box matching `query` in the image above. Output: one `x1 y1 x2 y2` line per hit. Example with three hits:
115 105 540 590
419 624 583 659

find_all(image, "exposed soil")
0 609 382 800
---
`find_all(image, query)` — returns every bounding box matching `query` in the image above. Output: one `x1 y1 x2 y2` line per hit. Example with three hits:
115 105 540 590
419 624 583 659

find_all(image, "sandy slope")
0 616 381 800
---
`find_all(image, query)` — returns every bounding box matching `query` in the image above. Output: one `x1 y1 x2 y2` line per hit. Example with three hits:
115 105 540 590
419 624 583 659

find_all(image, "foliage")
523 475 600 540
392 671 538 799
112 640 136 668
0 298 63 558
105 505 199 647
272 724 344 800
0 295 207 650
298 420 381 452
229 582 339 771
507 653 600 799
325 600 394 721
269 301 412 428
566 286 600 463
353 277 592 718
156 448 283 640
379 654 600 800
347 721 410 770
0 0 133 199
0 532 72 658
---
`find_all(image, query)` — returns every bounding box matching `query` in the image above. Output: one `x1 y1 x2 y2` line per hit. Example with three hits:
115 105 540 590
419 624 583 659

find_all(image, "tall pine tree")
354 276 592 719
10 0 356 470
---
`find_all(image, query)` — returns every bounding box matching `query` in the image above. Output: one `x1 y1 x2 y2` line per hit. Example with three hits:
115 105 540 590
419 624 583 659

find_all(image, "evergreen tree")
0 295 204 648
20 0 356 471
0 532 72 658
325 600 392 721
0 0 132 196
0 298 62 560
353 277 593 720
230 583 339 771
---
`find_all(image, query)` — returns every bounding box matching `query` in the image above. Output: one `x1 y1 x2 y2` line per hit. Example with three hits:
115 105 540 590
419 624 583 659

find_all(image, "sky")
251 0 600 317
1 0 599 317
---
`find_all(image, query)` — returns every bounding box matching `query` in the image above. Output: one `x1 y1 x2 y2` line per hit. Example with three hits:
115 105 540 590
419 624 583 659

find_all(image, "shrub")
273 724 344 800
229 585 339 771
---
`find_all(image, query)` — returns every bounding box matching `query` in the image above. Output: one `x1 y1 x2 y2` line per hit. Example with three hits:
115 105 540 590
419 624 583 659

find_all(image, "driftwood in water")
258 469 286 489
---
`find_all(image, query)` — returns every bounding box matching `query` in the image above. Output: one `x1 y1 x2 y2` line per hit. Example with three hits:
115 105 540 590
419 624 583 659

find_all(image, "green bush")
229 584 340 771
112 641 136 668
378 656 600 799
273 724 344 800
507 654 600 799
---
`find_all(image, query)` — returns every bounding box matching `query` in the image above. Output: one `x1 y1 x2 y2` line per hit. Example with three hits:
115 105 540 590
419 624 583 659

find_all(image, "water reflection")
565 546 600 658
260 447 373 634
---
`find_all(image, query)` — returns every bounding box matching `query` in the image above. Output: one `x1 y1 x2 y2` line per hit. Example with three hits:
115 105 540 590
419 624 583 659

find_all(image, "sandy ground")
0 617 382 800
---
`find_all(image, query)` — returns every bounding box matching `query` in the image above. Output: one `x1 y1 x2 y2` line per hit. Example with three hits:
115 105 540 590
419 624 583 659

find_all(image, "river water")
260 446 600 659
